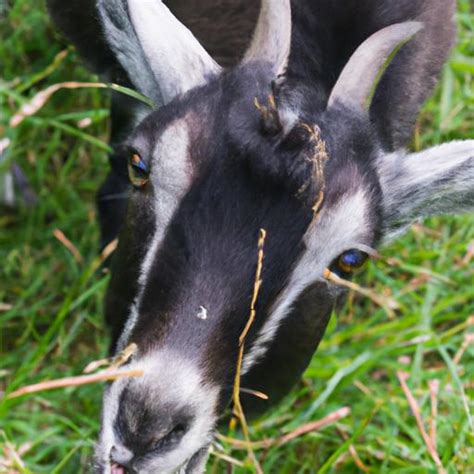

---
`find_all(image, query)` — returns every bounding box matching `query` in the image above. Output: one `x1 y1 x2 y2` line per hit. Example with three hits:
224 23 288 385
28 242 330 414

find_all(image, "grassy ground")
0 0 473 472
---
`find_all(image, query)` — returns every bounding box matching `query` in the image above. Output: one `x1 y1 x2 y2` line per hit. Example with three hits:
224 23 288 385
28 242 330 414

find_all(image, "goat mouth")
107 451 200 474
110 463 127 474
108 460 191 474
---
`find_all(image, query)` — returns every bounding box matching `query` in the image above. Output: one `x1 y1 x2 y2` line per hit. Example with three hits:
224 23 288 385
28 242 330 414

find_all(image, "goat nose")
147 421 189 451
110 445 133 466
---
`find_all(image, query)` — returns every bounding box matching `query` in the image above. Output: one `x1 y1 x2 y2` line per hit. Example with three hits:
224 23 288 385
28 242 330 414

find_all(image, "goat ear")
98 0 221 107
378 140 474 241
243 0 292 76
328 22 422 111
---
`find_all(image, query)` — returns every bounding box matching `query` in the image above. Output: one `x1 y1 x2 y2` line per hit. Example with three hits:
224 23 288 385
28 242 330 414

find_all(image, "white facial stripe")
242 189 372 373
96 351 219 473
117 119 193 352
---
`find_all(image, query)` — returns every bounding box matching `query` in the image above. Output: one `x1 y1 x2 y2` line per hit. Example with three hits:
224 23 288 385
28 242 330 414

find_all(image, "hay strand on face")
231 228 267 474
300 123 329 216
7 344 140 400
208 446 245 468
240 387 270 401
6 369 143 400
239 229 267 346
83 342 138 374
254 95 282 134
323 269 399 318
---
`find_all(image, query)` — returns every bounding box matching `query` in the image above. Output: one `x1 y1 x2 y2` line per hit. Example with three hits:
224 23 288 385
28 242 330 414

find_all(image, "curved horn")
127 0 221 103
328 22 423 111
243 0 292 76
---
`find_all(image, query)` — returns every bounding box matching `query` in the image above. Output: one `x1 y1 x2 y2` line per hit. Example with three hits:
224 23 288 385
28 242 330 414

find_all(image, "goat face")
98 64 383 472
88 1 473 472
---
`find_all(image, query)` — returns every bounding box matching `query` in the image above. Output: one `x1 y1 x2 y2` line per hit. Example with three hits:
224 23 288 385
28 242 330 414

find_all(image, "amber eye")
336 249 369 274
128 153 149 188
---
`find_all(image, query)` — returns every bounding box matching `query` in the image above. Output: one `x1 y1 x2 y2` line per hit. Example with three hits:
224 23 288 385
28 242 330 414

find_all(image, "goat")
47 0 473 472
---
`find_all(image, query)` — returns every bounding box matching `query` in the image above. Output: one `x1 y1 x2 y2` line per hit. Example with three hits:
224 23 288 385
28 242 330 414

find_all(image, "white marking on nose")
97 351 219 473
196 306 208 320
111 445 133 465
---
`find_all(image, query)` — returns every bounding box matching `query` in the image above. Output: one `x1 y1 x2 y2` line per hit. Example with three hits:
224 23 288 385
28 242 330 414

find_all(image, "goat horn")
243 0 292 76
328 21 423 111
127 0 221 104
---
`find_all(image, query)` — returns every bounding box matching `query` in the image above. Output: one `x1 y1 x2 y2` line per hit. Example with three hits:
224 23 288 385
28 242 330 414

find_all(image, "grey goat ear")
377 140 474 242
328 22 423 111
98 0 221 107
243 0 292 77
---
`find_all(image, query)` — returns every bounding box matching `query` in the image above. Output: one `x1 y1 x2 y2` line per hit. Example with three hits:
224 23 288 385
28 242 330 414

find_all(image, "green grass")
1 0 473 472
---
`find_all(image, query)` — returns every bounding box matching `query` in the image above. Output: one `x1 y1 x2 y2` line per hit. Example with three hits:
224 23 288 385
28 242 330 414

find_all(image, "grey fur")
127 0 221 103
378 141 474 240
97 0 165 105
98 0 221 106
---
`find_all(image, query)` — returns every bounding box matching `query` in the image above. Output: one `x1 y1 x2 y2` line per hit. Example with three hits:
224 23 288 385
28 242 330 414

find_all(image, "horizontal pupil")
132 159 148 173
128 159 149 188
341 251 366 268
343 255 361 265
131 165 148 178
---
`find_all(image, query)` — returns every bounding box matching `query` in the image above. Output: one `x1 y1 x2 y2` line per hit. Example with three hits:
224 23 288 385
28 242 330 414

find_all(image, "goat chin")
99 446 209 474
111 464 125 474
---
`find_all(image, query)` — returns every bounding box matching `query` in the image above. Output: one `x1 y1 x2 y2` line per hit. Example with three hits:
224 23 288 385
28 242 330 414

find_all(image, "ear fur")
98 0 220 107
127 0 221 102
97 0 164 105
378 140 474 241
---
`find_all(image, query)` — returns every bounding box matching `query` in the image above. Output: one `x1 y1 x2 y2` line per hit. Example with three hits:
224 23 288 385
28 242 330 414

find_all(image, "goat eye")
128 153 149 188
336 249 369 274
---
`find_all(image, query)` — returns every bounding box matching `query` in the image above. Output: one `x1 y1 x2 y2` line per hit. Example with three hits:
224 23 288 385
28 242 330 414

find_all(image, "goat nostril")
110 446 133 468
171 422 187 437
149 422 188 452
